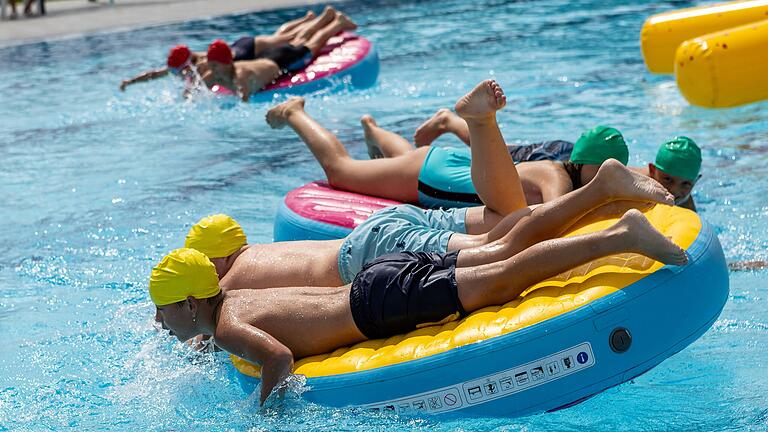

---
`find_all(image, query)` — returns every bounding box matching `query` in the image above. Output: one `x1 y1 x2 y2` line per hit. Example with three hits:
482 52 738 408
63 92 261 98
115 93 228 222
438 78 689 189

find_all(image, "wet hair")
562 161 584 189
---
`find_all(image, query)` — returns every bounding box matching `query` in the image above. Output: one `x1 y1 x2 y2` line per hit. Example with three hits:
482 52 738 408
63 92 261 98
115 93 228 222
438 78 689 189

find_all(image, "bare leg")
565 200 656 232
252 35 293 57
360 115 415 159
8 0 19 18
275 10 316 36
291 7 342 46
413 109 471 147
301 14 358 56
451 159 674 263
266 98 425 203
454 79 527 215
252 8 332 56
456 209 688 312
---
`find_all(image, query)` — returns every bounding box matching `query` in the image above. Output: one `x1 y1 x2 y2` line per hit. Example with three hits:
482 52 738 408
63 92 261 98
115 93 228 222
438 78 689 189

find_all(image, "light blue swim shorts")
337 204 469 284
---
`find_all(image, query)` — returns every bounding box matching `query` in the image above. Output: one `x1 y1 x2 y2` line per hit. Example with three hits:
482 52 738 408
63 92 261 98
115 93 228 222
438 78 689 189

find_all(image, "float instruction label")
364 342 595 415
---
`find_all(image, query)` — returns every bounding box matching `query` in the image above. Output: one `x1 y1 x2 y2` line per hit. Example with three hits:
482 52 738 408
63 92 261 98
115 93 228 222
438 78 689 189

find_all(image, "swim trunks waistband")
417 181 483 207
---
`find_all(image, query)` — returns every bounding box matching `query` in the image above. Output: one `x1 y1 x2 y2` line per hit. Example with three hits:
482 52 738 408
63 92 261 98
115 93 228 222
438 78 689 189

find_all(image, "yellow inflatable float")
641 0 768 74
675 19 768 108
231 205 730 417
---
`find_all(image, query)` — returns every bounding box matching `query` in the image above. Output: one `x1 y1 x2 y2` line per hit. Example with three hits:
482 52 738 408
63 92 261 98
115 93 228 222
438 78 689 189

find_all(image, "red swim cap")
167 45 192 69
207 39 233 65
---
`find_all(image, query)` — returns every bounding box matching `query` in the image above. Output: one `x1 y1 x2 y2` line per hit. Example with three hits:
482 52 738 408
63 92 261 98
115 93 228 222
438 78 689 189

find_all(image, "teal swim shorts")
417 142 574 209
337 204 468 284
417 146 480 209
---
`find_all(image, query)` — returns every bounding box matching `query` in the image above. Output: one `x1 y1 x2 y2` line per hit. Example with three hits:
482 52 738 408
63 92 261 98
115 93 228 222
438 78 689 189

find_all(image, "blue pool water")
1 0 767 429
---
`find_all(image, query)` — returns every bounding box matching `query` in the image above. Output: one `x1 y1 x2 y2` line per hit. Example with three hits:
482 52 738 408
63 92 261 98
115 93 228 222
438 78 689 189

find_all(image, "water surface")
1 0 767 430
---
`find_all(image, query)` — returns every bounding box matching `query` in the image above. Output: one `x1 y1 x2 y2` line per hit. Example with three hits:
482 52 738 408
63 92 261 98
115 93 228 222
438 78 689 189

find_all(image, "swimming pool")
1 0 766 429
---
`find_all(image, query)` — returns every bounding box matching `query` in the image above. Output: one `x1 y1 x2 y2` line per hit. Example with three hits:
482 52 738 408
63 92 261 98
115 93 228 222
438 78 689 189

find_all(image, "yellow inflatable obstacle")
641 0 768 74
676 19 768 108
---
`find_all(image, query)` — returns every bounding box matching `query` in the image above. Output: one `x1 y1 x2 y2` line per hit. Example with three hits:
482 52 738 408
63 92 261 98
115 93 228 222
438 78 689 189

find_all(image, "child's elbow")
263 345 293 366
275 348 294 364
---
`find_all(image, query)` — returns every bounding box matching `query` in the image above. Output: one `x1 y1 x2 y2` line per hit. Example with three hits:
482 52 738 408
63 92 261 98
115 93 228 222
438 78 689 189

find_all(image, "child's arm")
120 68 170 91
234 68 252 102
215 324 294 405
237 61 281 103
239 80 251 102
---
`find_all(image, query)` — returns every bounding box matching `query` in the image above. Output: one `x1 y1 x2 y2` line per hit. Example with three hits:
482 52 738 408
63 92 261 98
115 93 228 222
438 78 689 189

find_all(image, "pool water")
1 0 767 430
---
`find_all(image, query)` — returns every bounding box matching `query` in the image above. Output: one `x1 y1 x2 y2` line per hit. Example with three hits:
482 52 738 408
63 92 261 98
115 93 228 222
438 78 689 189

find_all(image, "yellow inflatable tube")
232 205 701 379
641 0 768 74
676 19 768 108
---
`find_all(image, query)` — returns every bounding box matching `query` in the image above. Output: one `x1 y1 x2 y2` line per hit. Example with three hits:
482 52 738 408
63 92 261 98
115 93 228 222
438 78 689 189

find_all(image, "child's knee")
324 161 354 185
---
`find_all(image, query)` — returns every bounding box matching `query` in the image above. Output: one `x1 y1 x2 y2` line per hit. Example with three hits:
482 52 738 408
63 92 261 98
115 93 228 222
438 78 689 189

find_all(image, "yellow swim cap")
184 214 248 258
149 248 220 306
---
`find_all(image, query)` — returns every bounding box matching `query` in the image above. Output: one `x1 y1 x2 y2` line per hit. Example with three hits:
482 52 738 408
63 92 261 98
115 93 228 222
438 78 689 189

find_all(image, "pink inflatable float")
214 32 379 101
274 181 400 241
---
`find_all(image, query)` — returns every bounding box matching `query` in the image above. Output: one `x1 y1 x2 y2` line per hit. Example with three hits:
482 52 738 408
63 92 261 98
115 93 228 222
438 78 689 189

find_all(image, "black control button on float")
610 328 632 353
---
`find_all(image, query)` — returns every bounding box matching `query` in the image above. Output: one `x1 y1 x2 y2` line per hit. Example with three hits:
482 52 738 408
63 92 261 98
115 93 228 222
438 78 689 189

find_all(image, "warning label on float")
363 342 595 414
460 342 594 406
365 387 464 415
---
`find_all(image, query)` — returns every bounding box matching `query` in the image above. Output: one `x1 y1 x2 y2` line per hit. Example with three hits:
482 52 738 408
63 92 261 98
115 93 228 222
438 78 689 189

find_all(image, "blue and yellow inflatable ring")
233 204 729 417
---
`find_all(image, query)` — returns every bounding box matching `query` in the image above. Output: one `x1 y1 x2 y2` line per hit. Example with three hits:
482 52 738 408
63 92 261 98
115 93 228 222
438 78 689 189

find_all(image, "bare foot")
306 10 316 19
266 97 305 129
361 115 384 159
413 108 453 147
615 209 688 266
454 79 506 120
595 159 675 205
337 13 358 31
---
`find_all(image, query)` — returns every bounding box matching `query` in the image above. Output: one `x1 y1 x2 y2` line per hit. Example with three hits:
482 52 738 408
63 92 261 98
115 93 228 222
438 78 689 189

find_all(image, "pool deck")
0 0 322 48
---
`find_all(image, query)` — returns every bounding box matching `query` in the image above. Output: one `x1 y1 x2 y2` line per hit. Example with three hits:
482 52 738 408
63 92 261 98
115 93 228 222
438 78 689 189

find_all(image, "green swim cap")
654 136 702 181
570 125 629 166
